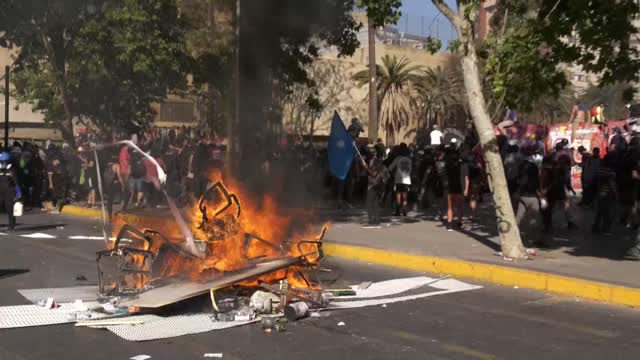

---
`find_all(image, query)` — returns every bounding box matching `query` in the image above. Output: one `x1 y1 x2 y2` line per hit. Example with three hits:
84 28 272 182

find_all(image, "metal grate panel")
0 302 109 329
18 286 99 304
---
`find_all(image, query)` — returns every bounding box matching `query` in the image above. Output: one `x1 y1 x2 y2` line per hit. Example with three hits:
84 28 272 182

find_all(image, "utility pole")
367 16 378 143
4 65 9 149
228 0 240 165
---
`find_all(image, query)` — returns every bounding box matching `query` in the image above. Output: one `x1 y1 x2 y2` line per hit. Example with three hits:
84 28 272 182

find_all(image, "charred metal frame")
198 181 241 230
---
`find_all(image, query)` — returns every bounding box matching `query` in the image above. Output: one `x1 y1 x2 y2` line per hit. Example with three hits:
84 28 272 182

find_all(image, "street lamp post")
4 65 8 149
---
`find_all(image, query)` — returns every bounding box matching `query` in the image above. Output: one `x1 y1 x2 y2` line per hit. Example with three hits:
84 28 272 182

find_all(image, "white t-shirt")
389 156 412 185
430 130 443 145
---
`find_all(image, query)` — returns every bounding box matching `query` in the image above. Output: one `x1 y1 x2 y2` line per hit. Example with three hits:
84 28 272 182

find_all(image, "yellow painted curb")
324 243 640 308
61 205 102 218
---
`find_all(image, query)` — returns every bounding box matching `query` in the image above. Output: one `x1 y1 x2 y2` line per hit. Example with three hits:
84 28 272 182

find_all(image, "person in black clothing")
0 152 18 231
104 157 124 221
515 150 544 245
443 147 465 230
48 157 67 213
542 148 577 232
592 154 618 234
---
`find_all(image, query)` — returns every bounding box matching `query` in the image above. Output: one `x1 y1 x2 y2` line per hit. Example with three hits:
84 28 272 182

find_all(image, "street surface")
0 212 639 360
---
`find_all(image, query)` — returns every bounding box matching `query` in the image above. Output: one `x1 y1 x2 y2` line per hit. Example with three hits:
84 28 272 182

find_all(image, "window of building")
160 101 195 123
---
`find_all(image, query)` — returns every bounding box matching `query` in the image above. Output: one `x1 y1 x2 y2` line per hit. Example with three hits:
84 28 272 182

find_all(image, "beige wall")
0 48 46 124
282 45 451 143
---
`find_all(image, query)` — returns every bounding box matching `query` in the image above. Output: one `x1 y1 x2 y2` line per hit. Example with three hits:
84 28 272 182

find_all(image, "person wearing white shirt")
430 125 443 146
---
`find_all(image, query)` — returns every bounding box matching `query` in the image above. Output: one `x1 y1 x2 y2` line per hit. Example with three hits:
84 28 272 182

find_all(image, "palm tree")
353 55 422 145
415 65 466 132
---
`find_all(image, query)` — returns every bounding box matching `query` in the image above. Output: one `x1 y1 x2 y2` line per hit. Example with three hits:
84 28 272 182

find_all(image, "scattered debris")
337 321 346 326
284 302 310 321
204 354 223 358
72 300 88 312
41 298 57 309
325 289 357 297
381 304 387 308
75 273 88 281
357 281 373 290
56 226 64 230
130 355 151 360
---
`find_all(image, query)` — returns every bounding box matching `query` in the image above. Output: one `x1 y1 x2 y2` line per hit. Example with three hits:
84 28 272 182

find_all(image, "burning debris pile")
95 172 330 324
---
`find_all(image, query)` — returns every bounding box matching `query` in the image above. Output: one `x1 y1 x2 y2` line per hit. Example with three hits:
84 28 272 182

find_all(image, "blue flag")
328 111 355 180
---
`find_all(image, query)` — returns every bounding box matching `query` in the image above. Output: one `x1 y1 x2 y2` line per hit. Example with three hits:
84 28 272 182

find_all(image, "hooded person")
0 152 19 231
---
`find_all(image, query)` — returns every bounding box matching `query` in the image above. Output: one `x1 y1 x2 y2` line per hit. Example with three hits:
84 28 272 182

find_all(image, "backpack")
131 154 146 178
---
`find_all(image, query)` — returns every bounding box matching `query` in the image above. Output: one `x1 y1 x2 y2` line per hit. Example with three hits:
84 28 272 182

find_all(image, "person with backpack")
388 143 412 216
128 151 147 209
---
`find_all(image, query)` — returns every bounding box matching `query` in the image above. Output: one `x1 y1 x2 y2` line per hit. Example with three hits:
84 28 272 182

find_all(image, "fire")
107 169 326 292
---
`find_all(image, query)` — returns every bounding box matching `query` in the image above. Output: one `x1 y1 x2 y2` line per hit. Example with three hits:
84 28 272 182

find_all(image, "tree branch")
430 0 461 29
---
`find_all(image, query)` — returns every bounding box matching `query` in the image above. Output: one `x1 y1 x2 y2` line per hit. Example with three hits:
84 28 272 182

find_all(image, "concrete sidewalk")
324 217 640 288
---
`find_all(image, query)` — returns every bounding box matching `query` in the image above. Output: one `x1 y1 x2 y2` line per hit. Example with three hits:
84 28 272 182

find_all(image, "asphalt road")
0 212 639 360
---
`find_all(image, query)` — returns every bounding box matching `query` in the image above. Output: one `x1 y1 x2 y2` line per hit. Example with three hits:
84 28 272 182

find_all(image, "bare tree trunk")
367 17 378 143
430 0 526 259
459 34 526 259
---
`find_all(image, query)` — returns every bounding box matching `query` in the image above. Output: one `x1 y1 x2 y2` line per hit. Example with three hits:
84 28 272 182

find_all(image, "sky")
398 0 457 43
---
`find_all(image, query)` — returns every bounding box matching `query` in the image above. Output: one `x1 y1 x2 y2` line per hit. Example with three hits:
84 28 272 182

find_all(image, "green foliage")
447 39 462 54
1 0 190 140
424 37 442 55
483 24 566 114
416 65 466 126
353 55 421 143
357 0 403 27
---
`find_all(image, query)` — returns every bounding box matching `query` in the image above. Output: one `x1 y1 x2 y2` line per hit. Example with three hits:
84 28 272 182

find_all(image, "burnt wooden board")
119 257 301 308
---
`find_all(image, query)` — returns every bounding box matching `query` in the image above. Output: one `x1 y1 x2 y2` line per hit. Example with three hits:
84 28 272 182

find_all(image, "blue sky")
398 0 457 42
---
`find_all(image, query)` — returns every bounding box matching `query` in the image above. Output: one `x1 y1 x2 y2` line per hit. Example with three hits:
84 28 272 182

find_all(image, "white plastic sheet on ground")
2 277 481 340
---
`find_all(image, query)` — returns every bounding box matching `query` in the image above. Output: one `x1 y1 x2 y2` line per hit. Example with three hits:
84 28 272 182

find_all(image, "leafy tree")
416 65 466 131
0 0 105 145
428 0 640 259
1 0 191 143
357 0 404 141
354 55 421 144
181 0 234 137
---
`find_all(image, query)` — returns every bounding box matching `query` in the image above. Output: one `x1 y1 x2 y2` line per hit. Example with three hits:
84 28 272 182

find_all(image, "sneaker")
446 223 453 232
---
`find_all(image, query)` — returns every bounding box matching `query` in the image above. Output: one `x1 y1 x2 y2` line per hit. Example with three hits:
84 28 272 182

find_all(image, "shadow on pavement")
0 269 29 280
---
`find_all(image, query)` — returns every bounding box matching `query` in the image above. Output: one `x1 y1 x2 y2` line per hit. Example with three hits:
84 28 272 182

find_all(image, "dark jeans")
105 183 121 221
366 188 380 224
0 191 15 229
592 193 614 232
542 194 573 231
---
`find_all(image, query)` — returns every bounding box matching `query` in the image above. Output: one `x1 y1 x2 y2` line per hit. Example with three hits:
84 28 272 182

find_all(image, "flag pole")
352 140 366 165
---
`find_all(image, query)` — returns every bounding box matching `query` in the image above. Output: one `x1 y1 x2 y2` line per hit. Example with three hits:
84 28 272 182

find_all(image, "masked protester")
0 152 19 231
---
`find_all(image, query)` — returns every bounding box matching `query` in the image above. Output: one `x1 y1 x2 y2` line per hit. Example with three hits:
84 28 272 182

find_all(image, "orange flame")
108 169 326 290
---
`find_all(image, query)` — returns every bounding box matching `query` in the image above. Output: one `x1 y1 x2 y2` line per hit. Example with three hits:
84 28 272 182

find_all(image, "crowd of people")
340 121 640 250
0 119 638 252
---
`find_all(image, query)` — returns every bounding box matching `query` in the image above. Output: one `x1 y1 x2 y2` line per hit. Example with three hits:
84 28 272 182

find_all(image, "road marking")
68 236 115 241
442 343 496 360
20 233 56 239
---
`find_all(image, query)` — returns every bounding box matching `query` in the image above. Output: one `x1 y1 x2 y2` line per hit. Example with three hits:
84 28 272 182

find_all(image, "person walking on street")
104 157 124 221
515 150 544 246
48 157 67 213
388 143 412 216
0 152 18 231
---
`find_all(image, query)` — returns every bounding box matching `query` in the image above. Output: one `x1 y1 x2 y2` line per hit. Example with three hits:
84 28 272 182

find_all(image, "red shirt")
119 147 130 175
